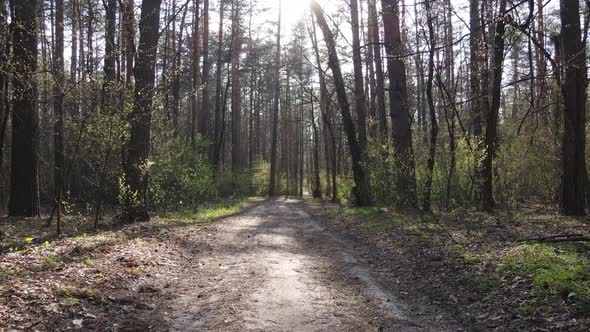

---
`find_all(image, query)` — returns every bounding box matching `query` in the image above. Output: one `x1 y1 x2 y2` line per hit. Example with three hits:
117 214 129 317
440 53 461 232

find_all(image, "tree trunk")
0 0 9 179
350 0 369 155
381 0 417 208
559 0 586 215
8 0 40 217
123 0 135 86
469 0 483 137
268 0 281 196
122 0 162 223
368 0 387 138
423 0 437 211
311 0 373 206
190 0 200 147
481 0 507 211
53 0 65 232
231 0 242 183
199 0 210 139
310 92 322 198
213 0 225 172
173 4 188 132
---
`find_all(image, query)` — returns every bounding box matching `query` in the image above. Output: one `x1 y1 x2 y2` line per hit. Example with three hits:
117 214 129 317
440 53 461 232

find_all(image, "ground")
0 198 588 331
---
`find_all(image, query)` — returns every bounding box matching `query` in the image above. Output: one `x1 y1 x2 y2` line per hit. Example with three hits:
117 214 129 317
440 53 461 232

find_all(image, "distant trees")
0 0 587 221
311 0 373 206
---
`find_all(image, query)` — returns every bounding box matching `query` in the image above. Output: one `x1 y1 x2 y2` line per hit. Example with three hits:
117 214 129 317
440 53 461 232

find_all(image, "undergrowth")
501 243 590 313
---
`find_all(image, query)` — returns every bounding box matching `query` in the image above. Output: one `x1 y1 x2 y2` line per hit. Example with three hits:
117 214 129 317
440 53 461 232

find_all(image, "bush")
251 161 271 196
148 138 215 211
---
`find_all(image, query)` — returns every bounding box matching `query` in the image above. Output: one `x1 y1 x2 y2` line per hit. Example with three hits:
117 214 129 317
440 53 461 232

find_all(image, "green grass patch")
159 197 264 224
325 205 400 232
502 243 590 312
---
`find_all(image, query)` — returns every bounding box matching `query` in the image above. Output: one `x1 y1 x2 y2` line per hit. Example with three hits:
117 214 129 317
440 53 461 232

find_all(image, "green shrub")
251 161 271 196
148 138 215 210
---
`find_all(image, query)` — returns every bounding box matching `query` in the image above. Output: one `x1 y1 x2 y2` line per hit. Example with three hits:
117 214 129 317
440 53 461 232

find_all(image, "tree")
469 0 482 137
53 0 66 231
190 0 200 147
368 0 387 138
231 0 243 181
0 0 10 204
268 0 281 196
422 0 437 211
480 0 507 211
200 0 211 139
311 0 373 206
381 0 417 208
213 0 226 172
122 0 163 223
8 0 40 217
350 0 369 155
559 0 586 215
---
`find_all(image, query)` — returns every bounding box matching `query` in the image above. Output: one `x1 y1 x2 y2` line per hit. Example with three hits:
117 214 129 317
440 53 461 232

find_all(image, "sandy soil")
161 198 461 331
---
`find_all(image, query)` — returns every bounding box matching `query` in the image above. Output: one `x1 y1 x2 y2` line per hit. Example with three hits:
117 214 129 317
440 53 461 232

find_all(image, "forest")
0 0 589 330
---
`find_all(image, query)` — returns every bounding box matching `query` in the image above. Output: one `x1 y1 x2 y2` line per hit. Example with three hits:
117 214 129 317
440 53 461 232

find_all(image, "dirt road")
162 199 460 331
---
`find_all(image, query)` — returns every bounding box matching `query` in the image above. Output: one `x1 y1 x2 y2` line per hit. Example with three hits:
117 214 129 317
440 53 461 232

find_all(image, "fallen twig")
518 233 590 243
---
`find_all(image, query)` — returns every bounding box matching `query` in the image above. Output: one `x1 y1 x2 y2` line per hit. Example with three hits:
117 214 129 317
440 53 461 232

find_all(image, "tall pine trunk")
381 0 417 208
9 0 40 217
122 0 162 223
268 0 281 196
559 0 587 215
423 0 437 211
53 0 65 232
481 0 507 211
231 1 242 183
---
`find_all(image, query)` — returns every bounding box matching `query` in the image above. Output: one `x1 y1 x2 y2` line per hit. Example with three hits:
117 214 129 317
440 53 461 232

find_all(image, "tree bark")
350 0 369 154
381 0 417 208
190 0 200 147
213 0 225 172
559 0 587 215
481 0 507 211
199 0 210 139
53 0 65 232
423 0 437 212
368 0 387 138
123 0 135 86
231 0 242 181
310 91 322 198
8 0 40 217
0 0 9 180
469 0 483 137
122 0 162 223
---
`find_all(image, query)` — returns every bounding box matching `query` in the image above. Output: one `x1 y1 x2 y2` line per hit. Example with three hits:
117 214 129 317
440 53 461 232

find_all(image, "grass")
325 205 401 233
501 243 590 311
158 197 265 224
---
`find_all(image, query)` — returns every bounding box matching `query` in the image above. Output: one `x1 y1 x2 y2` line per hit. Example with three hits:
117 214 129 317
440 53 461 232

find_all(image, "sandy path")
164 199 459 331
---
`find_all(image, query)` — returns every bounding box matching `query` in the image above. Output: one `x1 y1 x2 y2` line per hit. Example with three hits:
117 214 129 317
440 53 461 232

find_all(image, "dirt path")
162 198 461 331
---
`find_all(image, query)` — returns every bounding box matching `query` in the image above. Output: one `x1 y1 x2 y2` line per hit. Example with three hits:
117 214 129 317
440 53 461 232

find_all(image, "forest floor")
304 199 590 331
0 197 588 331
